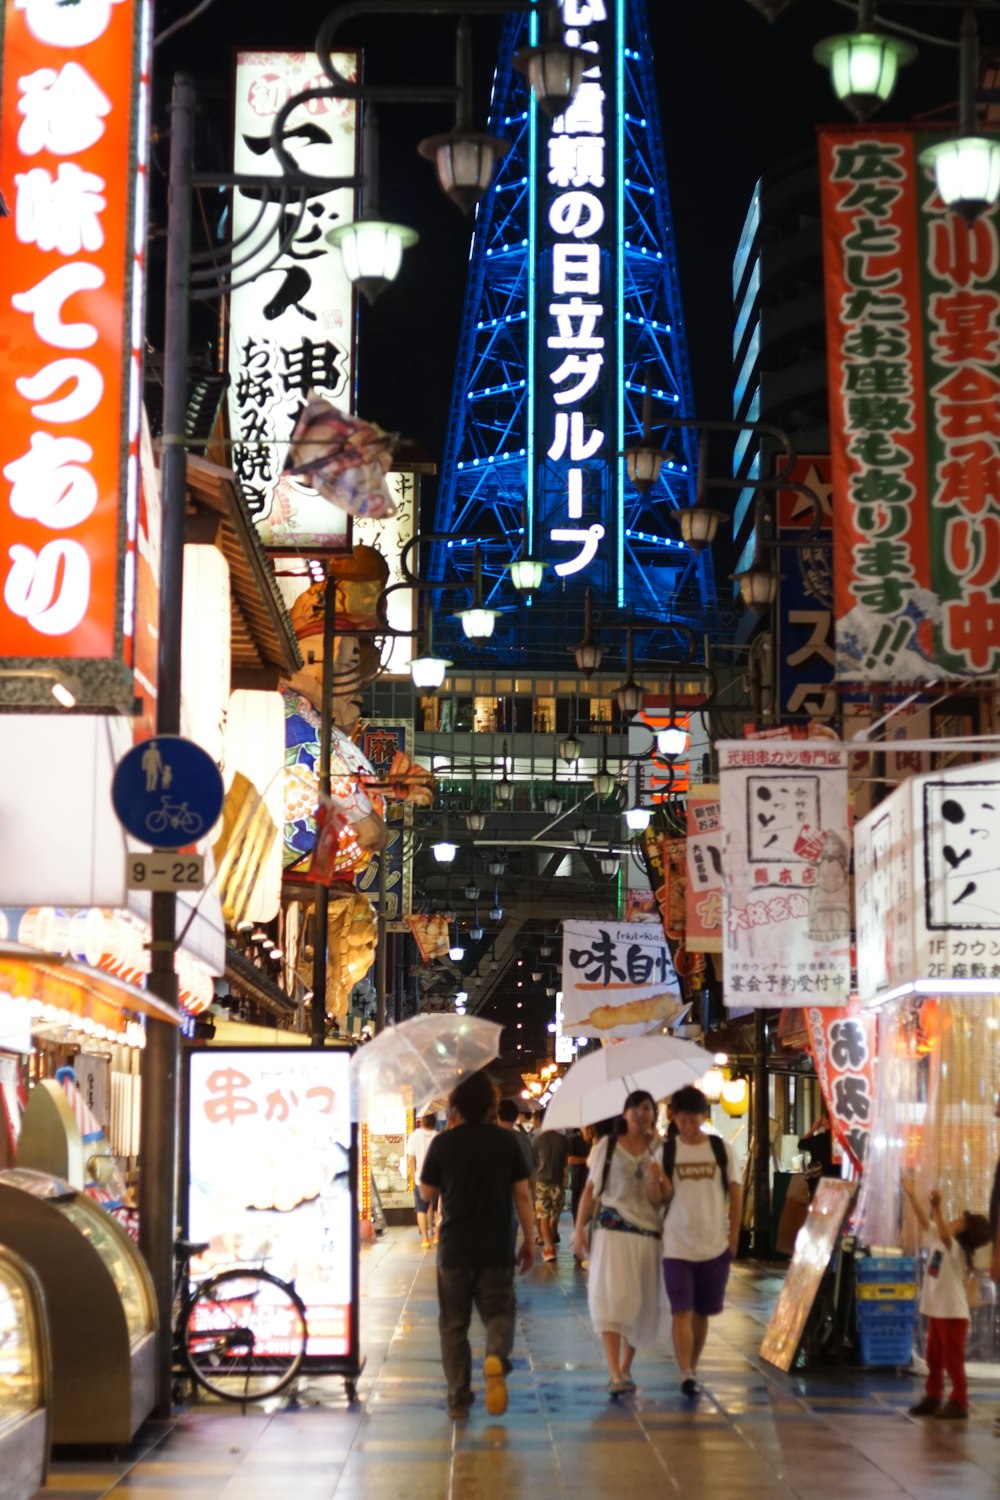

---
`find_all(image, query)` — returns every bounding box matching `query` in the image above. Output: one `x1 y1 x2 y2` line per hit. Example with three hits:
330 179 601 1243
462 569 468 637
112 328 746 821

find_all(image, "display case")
0 1245 51 1500
0 1168 156 1443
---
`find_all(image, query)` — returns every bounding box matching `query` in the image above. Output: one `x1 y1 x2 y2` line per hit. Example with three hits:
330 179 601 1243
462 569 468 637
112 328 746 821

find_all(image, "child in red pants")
902 1179 992 1420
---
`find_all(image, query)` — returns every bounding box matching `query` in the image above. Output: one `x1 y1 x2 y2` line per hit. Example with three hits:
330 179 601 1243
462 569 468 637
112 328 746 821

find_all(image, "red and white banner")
820 128 1000 682
804 1005 876 1171
0 0 150 696
685 783 722 953
719 741 851 1007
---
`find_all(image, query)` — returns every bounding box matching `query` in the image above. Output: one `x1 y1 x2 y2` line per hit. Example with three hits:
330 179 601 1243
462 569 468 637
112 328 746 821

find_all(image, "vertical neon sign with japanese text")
0 0 150 681
534 0 617 596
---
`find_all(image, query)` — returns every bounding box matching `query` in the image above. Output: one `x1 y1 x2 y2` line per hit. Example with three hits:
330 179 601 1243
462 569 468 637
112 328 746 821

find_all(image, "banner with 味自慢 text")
560 920 681 1039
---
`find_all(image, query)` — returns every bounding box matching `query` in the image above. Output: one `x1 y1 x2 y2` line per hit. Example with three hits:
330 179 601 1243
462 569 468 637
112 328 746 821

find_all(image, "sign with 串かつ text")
719 741 850 1008
560 920 680 1039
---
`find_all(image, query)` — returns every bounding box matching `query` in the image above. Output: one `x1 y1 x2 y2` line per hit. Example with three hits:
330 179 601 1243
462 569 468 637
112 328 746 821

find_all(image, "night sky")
154 1 975 467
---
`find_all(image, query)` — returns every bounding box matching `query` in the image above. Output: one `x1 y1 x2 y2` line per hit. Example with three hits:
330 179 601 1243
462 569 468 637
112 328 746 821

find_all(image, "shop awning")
185 455 303 683
0 943 183 1032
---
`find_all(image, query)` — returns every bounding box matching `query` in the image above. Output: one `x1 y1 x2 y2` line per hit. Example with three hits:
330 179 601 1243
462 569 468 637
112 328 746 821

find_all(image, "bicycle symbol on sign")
145 798 204 837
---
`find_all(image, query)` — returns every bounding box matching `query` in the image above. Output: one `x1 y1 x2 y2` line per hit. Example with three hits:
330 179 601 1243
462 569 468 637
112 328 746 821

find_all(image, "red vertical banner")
820 130 930 681
804 1004 876 1171
0 0 149 698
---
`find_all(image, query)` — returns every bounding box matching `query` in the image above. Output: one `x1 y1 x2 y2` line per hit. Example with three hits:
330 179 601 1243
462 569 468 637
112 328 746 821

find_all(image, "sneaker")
420 1239 432 1248
934 1401 968 1420
484 1354 508 1417
543 1249 557 1263
680 1376 700 1399
908 1397 940 1416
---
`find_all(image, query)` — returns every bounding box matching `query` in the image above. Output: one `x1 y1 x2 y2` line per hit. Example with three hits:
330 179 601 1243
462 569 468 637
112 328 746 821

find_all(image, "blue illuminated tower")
431 0 714 659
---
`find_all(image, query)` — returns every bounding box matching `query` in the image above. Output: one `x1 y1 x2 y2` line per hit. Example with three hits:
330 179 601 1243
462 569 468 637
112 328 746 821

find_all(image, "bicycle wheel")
183 1269 307 1401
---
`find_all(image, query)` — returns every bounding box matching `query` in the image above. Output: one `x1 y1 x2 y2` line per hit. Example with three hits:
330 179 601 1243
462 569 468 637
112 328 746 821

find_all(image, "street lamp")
813 0 915 121
672 435 726 553
327 213 419 303
573 821 592 849
508 553 546 593
656 723 687 758
559 733 582 764
513 13 594 118
592 737 616 799
572 584 602 674
625 805 651 833
599 847 620 878
417 18 510 212
464 883 480 901
466 809 486 833
410 611 451 690
920 6 1000 222
732 563 779 613
455 544 500 641
488 853 506 876
432 840 458 863
495 738 514 804
614 628 644 715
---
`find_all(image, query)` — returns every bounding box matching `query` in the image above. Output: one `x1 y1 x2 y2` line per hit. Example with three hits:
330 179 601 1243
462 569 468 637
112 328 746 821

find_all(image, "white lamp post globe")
457 605 499 641
326 218 419 302
920 135 1000 222
813 31 915 121
410 654 450 690
625 805 651 832
656 725 687 758
432 840 458 864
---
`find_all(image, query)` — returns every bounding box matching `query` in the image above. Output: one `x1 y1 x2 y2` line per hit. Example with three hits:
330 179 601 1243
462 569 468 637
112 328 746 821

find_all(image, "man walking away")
498 1099 537 1193
420 1071 535 1420
406 1111 439 1247
652 1084 741 1399
533 1126 570 1263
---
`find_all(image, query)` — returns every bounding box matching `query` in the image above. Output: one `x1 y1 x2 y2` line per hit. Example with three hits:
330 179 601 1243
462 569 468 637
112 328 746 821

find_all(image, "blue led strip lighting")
431 1 714 657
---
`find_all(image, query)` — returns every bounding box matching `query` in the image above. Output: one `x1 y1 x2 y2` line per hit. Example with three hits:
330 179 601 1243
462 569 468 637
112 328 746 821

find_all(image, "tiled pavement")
37 1225 1000 1500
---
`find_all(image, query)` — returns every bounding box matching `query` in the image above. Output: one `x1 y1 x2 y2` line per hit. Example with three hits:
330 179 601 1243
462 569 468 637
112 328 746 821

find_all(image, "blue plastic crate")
857 1296 918 1323
856 1256 916 1282
857 1317 915 1367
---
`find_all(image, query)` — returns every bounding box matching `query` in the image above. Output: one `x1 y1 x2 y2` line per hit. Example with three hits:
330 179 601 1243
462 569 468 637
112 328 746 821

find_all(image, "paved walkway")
39 1226 1000 1500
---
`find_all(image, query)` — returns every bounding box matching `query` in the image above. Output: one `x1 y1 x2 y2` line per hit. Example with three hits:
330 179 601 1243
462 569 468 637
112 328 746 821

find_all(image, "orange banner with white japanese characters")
820 129 1000 682
0 0 149 688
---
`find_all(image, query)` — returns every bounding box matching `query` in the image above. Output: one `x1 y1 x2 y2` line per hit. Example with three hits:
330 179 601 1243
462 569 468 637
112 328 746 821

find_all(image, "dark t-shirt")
990 1155 1000 1240
421 1123 529 1269
533 1129 569 1184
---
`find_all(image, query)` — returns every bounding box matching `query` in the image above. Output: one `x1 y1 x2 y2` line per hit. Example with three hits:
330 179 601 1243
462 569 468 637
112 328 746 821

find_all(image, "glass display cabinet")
0 1169 156 1443
0 1244 51 1500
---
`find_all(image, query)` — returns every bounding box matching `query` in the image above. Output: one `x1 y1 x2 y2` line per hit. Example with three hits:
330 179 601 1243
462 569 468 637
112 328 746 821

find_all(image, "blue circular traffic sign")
112 736 224 848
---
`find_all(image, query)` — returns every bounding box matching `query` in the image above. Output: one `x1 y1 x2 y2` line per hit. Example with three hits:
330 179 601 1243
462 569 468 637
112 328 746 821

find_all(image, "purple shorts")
662 1250 731 1317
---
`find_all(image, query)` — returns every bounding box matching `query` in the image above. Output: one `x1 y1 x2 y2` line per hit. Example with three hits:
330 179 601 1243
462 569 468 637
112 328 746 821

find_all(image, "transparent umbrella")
349 1013 503 1122
541 1034 712 1130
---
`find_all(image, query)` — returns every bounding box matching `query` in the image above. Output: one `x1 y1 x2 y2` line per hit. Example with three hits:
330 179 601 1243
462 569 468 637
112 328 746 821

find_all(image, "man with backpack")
651 1084 742 1399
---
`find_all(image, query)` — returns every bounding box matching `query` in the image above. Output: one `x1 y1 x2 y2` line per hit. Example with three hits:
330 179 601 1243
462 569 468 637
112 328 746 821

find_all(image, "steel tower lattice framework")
430 0 714 662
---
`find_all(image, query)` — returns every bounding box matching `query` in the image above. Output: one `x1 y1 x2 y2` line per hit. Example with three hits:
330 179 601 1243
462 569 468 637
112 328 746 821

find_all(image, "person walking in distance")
497 1098 537 1257
903 1177 993 1421
651 1085 741 1399
420 1071 535 1420
533 1125 569 1263
571 1090 668 1396
406 1112 439 1248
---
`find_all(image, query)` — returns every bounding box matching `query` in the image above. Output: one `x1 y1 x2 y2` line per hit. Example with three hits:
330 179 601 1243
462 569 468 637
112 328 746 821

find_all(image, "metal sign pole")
138 72 195 1419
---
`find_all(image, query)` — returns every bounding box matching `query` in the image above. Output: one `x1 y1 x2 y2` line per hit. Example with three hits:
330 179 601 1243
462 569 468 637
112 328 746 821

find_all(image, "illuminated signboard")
533 0 618 594
228 51 358 554
187 1047 357 1365
0 0 150 706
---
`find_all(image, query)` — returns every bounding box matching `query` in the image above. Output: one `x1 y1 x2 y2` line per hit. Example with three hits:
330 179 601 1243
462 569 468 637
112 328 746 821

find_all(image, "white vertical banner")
560 920 680 1038
855 759 1000 1003
228 51 358 551
719 741 851 1008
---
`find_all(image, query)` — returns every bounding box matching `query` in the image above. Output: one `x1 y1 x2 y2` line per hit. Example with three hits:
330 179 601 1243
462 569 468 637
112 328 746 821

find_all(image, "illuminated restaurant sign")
820 128 1000 683
0 0 150 702
535 0 617 590
228 50 357 554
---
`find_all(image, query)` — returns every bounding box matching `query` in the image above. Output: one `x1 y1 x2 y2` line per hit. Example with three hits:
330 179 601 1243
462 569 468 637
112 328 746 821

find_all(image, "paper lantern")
721 1078 749 1117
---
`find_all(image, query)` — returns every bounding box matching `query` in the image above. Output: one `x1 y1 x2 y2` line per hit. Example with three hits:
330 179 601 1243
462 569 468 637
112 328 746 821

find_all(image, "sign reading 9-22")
0 0 149 664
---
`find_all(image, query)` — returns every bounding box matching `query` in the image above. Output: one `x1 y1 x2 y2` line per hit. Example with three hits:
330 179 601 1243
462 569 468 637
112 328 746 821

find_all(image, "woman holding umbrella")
571 1090 671 1396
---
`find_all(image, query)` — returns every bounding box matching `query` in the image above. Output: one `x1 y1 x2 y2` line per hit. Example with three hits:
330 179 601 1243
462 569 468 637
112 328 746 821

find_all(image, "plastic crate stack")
855 1255 918 1366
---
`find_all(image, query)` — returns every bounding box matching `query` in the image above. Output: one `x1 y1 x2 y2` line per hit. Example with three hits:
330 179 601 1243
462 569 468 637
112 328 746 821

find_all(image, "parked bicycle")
172 1239 308 1404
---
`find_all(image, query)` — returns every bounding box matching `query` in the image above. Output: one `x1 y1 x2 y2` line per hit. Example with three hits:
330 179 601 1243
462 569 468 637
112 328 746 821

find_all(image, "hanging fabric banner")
406 913 454 964
855 757 1000 1003
685 784 723 954
819 128 1000 682
719 741 851 1008
560 920 681 1039
804 1005 876 1170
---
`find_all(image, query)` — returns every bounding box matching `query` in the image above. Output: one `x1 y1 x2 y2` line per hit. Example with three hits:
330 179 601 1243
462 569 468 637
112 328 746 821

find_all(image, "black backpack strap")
662 1133 729 1196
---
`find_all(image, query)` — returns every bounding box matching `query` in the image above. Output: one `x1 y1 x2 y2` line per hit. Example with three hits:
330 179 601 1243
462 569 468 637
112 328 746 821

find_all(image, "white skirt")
587 1224 665 1349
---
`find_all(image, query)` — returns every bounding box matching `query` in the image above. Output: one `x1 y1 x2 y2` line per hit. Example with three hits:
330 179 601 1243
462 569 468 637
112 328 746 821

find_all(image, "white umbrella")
349 1013 503 1122
541 1034 713 1130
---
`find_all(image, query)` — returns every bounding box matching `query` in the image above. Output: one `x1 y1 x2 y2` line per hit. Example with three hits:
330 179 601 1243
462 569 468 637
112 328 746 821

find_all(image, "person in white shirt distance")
406 1112 440 1248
